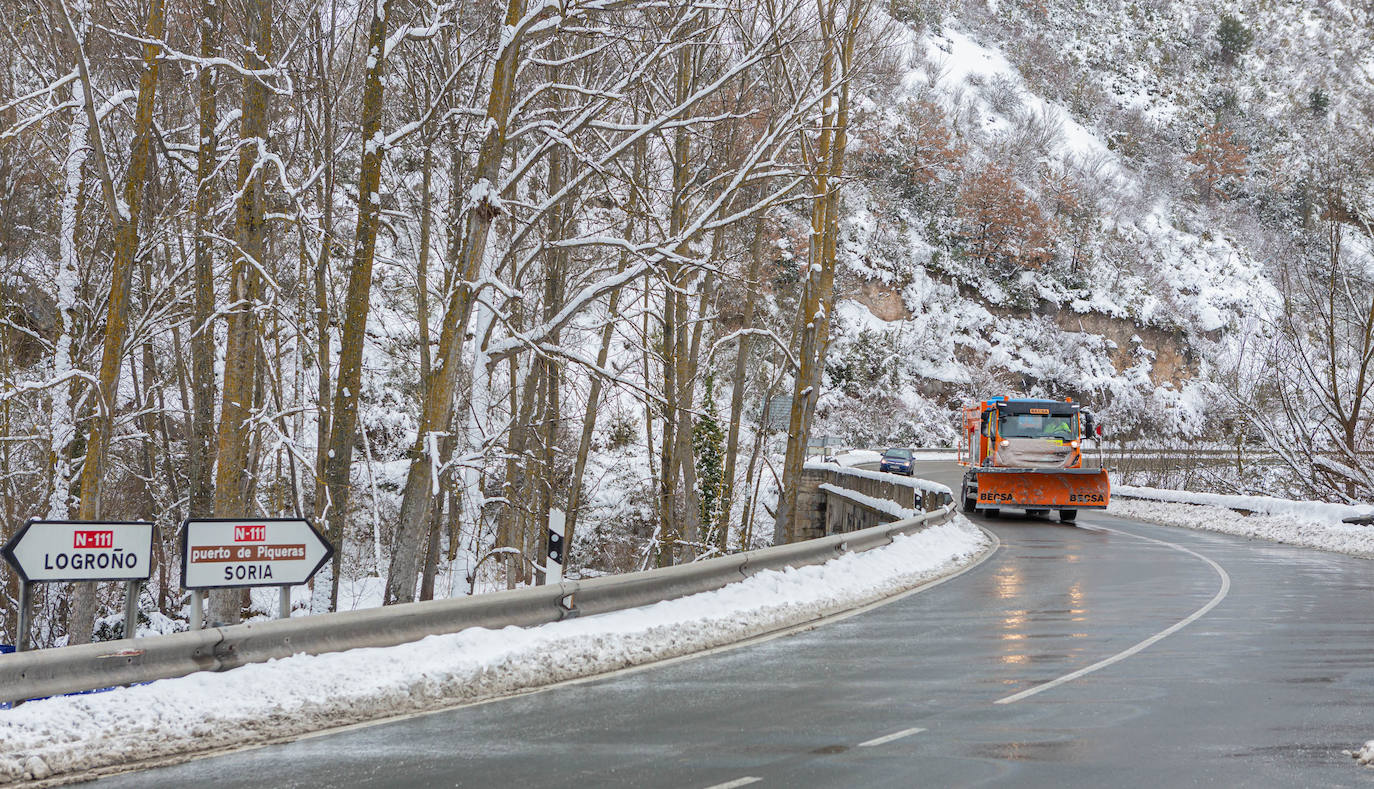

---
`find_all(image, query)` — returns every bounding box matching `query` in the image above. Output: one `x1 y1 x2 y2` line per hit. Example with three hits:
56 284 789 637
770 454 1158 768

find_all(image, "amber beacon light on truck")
956 396 1110 523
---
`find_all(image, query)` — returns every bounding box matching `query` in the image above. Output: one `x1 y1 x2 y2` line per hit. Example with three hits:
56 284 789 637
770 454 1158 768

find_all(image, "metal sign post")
2 520 154 650
15 583 30 653
123 581 140 638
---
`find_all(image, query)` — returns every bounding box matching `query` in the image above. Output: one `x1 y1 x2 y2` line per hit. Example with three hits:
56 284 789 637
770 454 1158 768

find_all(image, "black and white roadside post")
1 520 155 650
180 518 333 620
545 508 566 583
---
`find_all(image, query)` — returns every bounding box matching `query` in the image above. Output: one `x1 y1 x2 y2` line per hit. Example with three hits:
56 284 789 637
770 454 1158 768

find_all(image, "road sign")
180 518 333 590
1 520 153 583
766 396 792 431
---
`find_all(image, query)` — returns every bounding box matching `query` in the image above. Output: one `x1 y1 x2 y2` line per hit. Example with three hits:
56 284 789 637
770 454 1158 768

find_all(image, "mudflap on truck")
973 469 1110 510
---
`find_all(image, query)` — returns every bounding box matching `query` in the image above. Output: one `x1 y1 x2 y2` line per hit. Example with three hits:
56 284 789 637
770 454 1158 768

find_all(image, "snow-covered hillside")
818 1 1372 494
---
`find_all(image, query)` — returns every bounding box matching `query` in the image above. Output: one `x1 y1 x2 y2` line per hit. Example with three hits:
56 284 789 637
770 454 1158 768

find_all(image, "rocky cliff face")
815 2 1339 444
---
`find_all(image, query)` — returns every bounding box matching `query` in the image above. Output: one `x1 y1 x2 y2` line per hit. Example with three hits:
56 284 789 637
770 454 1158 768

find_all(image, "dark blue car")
879 447 915 475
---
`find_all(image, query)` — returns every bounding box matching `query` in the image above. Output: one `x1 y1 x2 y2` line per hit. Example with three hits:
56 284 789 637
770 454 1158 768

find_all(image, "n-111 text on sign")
1 520 153 583
180 518 334 589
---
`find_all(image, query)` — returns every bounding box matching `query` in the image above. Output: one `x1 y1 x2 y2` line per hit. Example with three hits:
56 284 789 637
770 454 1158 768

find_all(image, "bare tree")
69 0 168 641
188 0 223 521
774 0 872 544
1256 199 1374 503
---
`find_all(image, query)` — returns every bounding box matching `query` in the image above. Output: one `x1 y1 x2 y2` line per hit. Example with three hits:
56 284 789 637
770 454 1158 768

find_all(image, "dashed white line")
995 524 1231 705
857 726 927 747
703 778 762 789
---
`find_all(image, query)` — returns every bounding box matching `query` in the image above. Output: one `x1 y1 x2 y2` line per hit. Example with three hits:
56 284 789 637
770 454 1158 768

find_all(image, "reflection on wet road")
98 463 1374 788
994 522 1231 705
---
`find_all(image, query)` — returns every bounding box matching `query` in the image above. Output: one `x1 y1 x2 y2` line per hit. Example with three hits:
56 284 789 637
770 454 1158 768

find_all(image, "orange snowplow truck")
957 396 1109 522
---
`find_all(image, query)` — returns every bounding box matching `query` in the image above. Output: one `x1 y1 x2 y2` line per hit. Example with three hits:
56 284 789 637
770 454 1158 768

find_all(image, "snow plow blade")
975 470 1110 510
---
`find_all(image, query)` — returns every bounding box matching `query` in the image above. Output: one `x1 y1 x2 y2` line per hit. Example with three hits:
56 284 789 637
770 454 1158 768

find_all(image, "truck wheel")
1060 509 1078 522
961 484 976 513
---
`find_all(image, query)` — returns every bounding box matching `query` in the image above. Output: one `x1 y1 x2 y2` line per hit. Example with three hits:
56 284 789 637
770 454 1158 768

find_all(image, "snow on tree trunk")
321 0 394 611
47 78 88 521
211 0 271 625
384 0 531 605
70 0 166 643
188 0 222 523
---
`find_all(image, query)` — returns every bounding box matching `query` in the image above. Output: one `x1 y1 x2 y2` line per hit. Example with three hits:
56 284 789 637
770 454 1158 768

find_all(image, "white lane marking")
995 524 1231 705
86 528 1003 787
857 727 926 747
704 778 762 789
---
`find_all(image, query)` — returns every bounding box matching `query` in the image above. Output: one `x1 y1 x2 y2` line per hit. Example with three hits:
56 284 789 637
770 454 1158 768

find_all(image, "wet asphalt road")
99 462 1374 788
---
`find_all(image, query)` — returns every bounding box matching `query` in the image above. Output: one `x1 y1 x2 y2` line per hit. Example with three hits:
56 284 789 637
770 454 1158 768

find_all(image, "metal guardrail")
0 499 955 704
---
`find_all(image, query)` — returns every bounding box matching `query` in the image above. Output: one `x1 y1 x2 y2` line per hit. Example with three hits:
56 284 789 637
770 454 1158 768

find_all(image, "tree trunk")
564 128 643 559
656 279 680 567
188 0 222 521
419 438 446 601
718 223 766 551
49 51 89 522
211 0 272 625
385 0 533 605
309 15 339 615
70 0 167 642
321 0 394 609
773 0 841 545
533 135 570 584
416 133 440 599
656 15 703 566
499 356 543 589
563 266 627 563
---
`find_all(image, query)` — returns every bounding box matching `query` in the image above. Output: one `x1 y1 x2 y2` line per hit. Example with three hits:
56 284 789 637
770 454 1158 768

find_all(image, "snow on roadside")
1109 488 1374 558
0 519 990 784
1115 484 1374 526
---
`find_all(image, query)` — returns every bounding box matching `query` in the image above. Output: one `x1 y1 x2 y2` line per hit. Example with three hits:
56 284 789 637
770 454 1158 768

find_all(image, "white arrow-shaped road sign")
181 518 334 590
1 520 154 583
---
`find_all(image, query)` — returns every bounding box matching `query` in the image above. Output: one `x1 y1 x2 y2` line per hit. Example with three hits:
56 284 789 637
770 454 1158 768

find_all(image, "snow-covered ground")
0 518 990 784
1109 485 1374 558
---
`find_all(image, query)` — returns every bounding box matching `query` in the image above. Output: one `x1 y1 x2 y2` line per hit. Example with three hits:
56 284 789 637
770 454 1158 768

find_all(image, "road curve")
96 462 1374 788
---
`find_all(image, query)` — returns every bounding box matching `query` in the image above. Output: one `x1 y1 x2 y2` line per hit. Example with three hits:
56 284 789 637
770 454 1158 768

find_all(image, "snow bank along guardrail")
1108 484 1374 558
1112 484 1373 523
0 466 954 705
